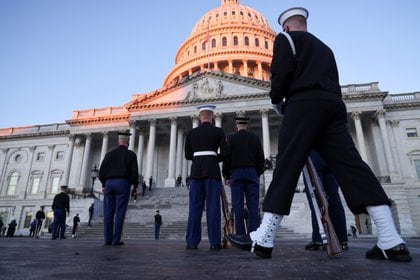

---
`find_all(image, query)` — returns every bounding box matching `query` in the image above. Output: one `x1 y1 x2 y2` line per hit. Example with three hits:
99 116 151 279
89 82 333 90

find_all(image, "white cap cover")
197 105 216 112
278 7 309 27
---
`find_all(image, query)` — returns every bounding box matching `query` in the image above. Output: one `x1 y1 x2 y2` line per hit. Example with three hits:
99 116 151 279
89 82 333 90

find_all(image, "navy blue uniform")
185 122 229 248
51 191 70 239
263 31 390 216
99 145 138 245
224 130 264 235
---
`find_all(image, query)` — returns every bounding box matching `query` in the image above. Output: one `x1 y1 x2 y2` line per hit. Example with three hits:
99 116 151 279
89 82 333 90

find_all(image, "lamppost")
90 165 99 197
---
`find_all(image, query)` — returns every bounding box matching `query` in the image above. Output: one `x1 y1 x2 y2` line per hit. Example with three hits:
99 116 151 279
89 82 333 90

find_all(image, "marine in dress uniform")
99 131 139 246
184 105 229 249
227 7 411 262
223 116 264 236
51 185 70 239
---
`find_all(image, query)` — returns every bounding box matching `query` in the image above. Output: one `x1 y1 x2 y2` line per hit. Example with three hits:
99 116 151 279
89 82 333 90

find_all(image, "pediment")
125 71 270 111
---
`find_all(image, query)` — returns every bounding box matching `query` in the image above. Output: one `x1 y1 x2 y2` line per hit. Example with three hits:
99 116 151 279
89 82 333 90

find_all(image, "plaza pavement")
0 236 419 279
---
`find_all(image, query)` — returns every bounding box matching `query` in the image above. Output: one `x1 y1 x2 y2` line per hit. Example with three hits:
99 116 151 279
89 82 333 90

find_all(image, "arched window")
211 39 216 48
194 45 197 54
264 40 269 49
233 36 238 46
202 42 206 51
30 171 43 195
222 37 227 47
244 36 249 46
255 38 260 47
7 171 19 195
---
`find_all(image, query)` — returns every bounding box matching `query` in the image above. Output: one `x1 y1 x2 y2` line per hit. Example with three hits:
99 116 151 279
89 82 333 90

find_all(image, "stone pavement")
0 236 419 279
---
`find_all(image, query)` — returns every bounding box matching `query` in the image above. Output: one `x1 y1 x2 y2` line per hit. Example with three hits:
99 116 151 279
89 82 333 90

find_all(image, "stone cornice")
0 130 70 140
65 115 130 126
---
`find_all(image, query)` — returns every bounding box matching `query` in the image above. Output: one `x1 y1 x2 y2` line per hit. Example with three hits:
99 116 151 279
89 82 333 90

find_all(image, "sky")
1 0 419 128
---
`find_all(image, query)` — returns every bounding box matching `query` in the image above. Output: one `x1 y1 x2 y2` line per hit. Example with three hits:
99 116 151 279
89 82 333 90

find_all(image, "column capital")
169 116 177 124
374 109 386 120
129 120 138 127
389 119 400 127
351 111 362 120
260 108 270 117
101 131 109 136
149 119 157 126
48 144 55 150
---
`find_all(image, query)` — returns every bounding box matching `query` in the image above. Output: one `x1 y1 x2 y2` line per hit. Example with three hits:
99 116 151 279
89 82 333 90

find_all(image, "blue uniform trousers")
52 209 67 239
103 178 130 245
230 167 260 235
186 178 221 247
304 151 348 243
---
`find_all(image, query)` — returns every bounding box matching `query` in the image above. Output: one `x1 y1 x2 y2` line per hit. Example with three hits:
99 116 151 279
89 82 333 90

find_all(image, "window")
222 37 227 47
415 160 420 180
56 151 64 160
264 40 269 49
51 177 60 194
7 171 19 195
24 210 32 228
233 36 238 46
14 154 22 163
211 39 216 48
202 42 206 51
244 36 249 46
406 128 418 138
194 46 197 54
255 38 259 47
36 152 45 161
31 177 41 194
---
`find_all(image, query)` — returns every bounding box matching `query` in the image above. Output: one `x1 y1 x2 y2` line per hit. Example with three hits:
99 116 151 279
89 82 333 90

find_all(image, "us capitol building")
1 0 419 237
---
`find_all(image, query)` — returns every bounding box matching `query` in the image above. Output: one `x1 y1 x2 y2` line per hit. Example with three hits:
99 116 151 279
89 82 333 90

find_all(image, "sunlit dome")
163 0 276 86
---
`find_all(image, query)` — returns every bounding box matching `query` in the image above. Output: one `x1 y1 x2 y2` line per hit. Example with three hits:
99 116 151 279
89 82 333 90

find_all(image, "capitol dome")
163 0 276 86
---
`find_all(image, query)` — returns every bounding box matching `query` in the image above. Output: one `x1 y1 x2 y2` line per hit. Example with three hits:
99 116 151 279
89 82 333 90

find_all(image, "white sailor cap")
278 7 309 27
197 104 216 113
118 131 131 140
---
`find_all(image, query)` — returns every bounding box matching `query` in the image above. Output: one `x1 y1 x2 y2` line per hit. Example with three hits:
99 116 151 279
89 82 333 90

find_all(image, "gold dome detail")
163 0 276 87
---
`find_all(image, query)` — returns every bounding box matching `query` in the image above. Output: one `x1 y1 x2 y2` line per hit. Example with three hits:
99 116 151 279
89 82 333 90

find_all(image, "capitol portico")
1 0 420 238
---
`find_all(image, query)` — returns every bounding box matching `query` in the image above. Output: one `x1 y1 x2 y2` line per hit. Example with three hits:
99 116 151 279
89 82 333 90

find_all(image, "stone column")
175 128 184 182
42 145 55 198
215 113 223 128
100 131 109 164
0 148 9 191
137 129 145 176
129 121 137 151
63 135 75 185
389 120 403 181
22 146 36 198
145 119 156 180
165 117 177 187
351 111 368 163
260 109 271 159
257 62 263 80
79 134 92 188
192 115 199 128
243 60 248 77
228 60 233 73
375 110 397 179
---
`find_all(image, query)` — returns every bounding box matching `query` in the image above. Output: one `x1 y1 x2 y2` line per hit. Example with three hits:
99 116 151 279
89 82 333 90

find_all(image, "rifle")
302 158 343 256
220 183 234 248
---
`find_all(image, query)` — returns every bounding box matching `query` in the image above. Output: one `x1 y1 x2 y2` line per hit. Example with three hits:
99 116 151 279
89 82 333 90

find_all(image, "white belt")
193 151 217 157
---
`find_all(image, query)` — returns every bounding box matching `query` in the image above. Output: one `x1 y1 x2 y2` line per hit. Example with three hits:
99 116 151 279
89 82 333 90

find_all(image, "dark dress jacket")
223 130 265 180
185 122 229 180
99 145 139 189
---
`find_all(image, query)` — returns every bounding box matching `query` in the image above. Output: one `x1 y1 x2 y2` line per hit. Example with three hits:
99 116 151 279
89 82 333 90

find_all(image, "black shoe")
305 241 323 250
366 243 412 262
104 242 112 246
226 234 252 251
186 244 198 250
210 244 222 250
254 244 273 259
60 236 67 239
341 242 349 251
112 241 124 246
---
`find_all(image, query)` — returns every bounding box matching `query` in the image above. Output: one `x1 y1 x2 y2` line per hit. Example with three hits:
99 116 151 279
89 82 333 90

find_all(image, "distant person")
131 188 138 202
72 213 80 238
142 180 147 196
7 218 17 237
51 185 70 239
0 218 4 237
35 206 46 238
154 210 162 240
88 203 94 227
29 219 36 237
99 131 139 246
176 175 182 187
351 225 358 238
149 176 153 191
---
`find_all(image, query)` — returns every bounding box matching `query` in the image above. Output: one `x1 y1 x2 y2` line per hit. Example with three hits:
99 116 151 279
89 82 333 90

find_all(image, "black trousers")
262 92 390 215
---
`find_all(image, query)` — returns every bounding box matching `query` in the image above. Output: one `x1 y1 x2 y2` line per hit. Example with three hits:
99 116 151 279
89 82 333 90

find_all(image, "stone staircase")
74 187 307 240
